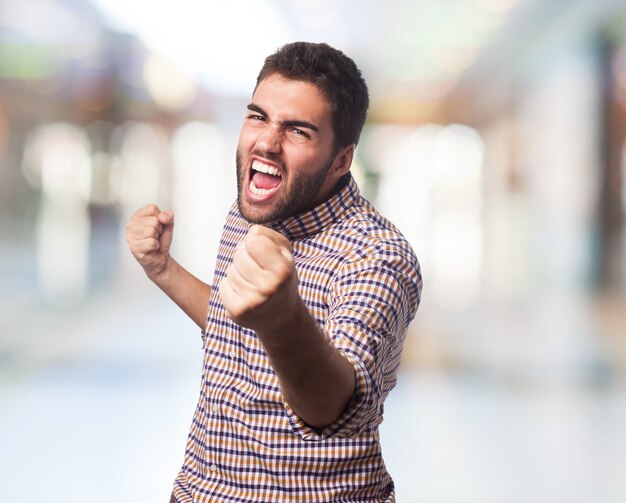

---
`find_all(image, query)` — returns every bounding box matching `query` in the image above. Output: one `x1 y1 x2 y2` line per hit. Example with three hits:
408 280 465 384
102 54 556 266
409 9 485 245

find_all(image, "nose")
256 122 282 153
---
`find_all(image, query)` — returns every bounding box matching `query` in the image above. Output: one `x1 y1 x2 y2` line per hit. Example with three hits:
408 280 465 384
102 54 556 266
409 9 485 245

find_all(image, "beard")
236 147 334 224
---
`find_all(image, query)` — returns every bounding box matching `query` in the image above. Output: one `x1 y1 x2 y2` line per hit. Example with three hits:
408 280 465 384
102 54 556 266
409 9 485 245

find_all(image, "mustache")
251 149 284 167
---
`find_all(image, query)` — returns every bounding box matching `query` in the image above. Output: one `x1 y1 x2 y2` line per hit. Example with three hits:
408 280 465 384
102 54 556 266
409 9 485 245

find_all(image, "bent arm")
256 299 356 430
126 204 211 329
150 257 212 330
218 225 355 429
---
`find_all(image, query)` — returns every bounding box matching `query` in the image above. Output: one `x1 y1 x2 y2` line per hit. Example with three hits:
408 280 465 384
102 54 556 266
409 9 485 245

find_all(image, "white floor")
1 278 626 503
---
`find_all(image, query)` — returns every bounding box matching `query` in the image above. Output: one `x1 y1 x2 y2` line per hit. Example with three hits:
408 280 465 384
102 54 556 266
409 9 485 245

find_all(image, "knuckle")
139 238 158 253
256 283 272 298
275 262 292 281
257 278 279 297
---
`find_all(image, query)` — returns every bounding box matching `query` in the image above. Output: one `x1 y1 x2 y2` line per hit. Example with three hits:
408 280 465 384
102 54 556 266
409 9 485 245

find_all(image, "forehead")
252 74 332 123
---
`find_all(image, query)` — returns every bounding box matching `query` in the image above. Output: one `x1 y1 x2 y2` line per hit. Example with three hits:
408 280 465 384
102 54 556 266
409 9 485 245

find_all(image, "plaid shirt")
172 175 422 502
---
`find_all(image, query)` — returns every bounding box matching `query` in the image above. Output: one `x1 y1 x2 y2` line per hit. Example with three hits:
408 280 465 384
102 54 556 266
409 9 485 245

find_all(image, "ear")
329 144 355 178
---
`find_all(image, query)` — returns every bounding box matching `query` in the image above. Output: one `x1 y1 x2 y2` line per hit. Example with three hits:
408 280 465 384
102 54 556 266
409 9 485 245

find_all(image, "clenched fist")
126 204 174 280
219 225 300 333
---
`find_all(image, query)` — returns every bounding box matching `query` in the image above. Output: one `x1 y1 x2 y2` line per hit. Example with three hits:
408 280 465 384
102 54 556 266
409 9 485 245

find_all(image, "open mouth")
248 159 283 198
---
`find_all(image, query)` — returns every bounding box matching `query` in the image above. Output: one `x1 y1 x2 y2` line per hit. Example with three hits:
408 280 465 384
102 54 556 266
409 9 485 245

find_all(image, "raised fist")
126 204 174 280
219 225 299 333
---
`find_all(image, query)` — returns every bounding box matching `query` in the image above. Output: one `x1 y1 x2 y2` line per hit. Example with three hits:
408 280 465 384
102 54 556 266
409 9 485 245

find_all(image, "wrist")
257 298 312 345
147 255 176 287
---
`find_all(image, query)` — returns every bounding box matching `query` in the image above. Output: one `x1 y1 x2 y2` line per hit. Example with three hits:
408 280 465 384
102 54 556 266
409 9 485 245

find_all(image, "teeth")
252 160 281 177
249 180 279 196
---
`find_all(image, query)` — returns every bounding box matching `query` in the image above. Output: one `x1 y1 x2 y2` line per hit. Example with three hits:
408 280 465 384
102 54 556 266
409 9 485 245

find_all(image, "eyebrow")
247 103 320 133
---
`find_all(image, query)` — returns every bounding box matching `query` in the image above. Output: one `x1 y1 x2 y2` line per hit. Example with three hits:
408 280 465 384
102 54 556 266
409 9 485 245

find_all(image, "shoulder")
334 197 418 268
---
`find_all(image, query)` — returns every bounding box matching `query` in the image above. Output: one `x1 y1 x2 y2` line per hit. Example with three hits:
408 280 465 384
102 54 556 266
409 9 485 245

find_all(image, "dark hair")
255 42 370 150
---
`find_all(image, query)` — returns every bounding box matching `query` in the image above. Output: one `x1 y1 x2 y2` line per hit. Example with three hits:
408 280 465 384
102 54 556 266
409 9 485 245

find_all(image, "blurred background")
1 0 626 501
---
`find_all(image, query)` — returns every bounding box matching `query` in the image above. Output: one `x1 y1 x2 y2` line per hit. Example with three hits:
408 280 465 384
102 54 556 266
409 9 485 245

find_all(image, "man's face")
236 74 343 224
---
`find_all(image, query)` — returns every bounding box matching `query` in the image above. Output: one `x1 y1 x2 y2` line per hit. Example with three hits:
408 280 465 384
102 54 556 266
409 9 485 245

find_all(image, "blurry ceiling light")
143 54 199 112
90 151 116 205
85 119 118 207
430 125 485 311
170 122 230 274
432 125 484 200
372 122 485 312
88 0 293 96
22 121 92 306
373 124 438 253
110 122 169 209
475 0 522 13
171 122 226 174
22 123 92 203
430 212 483 311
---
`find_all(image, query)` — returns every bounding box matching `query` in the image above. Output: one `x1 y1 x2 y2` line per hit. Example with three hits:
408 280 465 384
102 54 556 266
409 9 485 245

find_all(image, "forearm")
257 301 356 429
218 225 356 428
150 257 212 329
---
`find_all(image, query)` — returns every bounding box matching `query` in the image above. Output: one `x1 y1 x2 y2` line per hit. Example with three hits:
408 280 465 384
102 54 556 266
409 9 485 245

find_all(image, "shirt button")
211 404 219 413
210 464 218 472
229 351 237 359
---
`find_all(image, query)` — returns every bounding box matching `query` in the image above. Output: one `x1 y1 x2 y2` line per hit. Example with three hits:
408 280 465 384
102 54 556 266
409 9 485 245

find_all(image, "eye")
288 127 311 140
247 114 266 122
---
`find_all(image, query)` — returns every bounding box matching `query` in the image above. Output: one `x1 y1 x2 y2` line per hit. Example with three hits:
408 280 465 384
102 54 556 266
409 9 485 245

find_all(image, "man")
126 42 422 502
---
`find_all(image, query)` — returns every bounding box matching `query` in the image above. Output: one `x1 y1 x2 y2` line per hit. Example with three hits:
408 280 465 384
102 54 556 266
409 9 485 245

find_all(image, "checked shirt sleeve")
286 244 422 440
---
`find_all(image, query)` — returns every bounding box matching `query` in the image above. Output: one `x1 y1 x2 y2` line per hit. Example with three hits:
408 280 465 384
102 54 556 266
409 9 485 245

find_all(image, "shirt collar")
267 174 360 242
